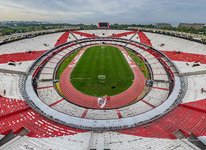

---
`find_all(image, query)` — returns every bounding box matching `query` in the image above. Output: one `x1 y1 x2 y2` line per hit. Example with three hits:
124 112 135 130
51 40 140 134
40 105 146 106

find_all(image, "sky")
0 0 205 24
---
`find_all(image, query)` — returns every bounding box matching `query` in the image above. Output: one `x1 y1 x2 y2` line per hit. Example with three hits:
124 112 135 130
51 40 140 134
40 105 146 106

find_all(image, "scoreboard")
98 22 110 29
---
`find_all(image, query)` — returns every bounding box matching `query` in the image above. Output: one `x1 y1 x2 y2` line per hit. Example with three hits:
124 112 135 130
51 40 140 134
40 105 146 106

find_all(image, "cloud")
0 0 205 23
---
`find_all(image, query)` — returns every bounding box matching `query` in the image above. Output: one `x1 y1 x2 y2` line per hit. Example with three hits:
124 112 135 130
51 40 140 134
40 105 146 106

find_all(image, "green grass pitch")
70 46 134 97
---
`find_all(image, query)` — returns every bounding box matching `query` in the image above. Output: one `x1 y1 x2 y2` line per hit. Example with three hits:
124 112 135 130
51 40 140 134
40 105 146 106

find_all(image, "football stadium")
0 1 206 150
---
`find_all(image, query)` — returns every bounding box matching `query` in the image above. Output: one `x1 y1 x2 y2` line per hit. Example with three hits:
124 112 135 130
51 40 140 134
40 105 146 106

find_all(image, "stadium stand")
182 74 206 103
0 32 64 54
72 31 98 38
138 31 152 47
1 29 206 149
0 97 85 138
0 51 46 64
109 31 136 38
0 73 24 99
54 31 70 47
150 32 206 53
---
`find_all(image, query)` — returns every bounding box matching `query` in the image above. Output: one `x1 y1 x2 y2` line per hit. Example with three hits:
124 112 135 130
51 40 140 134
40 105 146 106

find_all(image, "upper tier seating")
144 32 206 55
0 32 64 55
0 73 24 99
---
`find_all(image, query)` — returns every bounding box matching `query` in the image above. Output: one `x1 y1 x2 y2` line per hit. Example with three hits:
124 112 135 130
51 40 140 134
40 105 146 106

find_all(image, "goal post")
98 75 106 80
101 46 105 49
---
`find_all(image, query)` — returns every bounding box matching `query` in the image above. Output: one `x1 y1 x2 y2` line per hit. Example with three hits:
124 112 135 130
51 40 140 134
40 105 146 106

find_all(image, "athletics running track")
59 45 146 109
